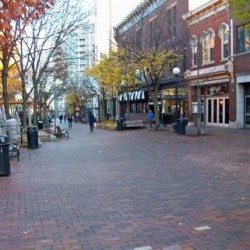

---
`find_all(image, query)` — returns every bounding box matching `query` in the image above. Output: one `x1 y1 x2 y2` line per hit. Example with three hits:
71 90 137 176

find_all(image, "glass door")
206 97 229 126
245 95 250 128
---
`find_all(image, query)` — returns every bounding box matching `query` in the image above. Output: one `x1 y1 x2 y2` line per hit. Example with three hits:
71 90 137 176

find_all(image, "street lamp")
172 67 180 128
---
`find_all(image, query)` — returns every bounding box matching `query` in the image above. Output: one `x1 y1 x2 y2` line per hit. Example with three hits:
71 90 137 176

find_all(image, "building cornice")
114 0 167 35
183 0 228 26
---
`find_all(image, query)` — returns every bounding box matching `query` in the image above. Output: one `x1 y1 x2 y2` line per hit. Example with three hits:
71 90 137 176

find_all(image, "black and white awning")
118 90 145 101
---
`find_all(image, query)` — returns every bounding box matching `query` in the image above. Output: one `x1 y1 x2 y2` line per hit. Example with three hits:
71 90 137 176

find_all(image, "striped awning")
118 90 145 101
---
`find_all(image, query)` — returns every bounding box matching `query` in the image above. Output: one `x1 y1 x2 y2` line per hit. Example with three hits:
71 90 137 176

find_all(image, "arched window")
219 23 229 59
190 36 198 67
200 29 215 64
200 31 207 64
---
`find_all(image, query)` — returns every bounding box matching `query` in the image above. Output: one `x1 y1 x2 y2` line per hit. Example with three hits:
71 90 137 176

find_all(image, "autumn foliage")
0 0 54 51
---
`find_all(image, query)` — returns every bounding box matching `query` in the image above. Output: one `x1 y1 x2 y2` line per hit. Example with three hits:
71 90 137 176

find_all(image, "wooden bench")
124 120 145 129
55 126 69 139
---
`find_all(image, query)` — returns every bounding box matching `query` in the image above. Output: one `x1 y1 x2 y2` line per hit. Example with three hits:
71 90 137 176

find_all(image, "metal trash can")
0 134 10 177
173 122 178 132
116 118 125 131
177 118 188 135
37 120 43 130
27 126 38 149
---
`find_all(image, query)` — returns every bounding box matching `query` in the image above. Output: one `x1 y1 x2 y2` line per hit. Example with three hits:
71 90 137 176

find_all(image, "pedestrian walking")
147 110 154 128
59 114 63 123
88 112 95 132
67 115 73 128
162 112 167 127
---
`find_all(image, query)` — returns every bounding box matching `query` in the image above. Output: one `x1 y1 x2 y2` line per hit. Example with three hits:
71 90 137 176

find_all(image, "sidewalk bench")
124 120 145 129
55 126 69 139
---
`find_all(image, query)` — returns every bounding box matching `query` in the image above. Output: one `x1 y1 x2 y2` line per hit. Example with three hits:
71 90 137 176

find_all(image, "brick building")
183 0 233 127
114 0 189 121
233 18 250 128
114 0 250 128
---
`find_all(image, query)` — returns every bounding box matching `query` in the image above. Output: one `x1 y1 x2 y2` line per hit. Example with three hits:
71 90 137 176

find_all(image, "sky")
112 0 143 26
95 0 143 55
94 0 212 55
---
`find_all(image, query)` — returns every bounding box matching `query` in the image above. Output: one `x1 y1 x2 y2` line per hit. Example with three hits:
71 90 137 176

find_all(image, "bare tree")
13 0 93 129
114 6 184 130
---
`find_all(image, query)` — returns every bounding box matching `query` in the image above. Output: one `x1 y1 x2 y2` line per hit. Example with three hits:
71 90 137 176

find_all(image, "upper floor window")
149 17 157 47
236 24 250 53
167 6 176 38
201 29 215 65
190 36 198 67
136 27 142 50
219 23 229 59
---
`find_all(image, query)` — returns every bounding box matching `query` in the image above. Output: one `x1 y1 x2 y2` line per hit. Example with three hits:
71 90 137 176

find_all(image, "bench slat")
124 120 145 128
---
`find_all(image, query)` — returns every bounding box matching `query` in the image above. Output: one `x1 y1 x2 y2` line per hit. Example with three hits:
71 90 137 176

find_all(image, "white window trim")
219 23 229 61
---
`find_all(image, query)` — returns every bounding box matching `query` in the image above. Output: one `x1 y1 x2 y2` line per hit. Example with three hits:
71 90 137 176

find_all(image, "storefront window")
219 99 223 123
213 99 217 123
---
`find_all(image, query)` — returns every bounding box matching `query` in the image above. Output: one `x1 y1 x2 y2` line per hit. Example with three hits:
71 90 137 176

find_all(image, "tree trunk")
153 88 160 131
196 85 201 135
2 55 10 119
20 72 29 130
33 80 39 126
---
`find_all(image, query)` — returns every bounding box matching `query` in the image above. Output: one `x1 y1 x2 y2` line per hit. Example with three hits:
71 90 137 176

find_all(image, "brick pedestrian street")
0 123 250 250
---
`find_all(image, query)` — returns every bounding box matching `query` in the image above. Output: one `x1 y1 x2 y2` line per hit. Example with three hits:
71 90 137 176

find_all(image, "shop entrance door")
207 97 229 126
245 95 250 128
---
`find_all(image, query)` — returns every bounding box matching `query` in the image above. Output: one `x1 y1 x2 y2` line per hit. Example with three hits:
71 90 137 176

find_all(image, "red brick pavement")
0 123 249 250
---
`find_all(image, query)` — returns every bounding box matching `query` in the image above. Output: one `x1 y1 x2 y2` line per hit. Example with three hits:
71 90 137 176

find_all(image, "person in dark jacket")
88 112 95 132
59 114 63 123
67 115 73 128
162 112 167 127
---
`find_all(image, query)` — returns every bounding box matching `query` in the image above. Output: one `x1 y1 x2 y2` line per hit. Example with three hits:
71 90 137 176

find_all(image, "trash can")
116 118 125 131
37 120 43 130
27 126 38 149
177 118 188 135
173 122 178 132
0 134 10 177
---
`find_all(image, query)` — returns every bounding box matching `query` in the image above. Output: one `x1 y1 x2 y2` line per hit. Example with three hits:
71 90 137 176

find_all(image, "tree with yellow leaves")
230 0 250 26
121 46 178 130
86 47 178 129
85 50 143 119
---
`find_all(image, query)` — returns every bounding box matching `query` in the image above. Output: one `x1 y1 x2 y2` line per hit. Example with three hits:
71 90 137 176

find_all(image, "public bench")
55 126 69 139
124 120 145 129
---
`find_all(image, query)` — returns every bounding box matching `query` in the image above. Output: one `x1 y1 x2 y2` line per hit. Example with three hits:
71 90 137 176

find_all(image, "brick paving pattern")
0 123 249 250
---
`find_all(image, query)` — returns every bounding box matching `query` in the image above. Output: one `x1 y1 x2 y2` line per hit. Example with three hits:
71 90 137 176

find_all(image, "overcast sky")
95 0 143 54
112 0 143 26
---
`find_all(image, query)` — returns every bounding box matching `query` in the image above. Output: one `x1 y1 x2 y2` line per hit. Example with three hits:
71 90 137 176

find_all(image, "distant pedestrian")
88 112 95 133
59 114 63 123
162 112 167 127
67 115 73 128
147 110 154 128
63 114 66 123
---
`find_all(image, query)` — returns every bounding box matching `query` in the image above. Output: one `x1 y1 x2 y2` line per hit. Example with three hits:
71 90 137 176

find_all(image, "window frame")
201 29 215 65
236 24 250 53
219 23 229 60
190 36 198 67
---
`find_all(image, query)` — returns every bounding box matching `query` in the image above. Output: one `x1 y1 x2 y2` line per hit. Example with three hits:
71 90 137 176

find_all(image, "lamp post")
121 81 128 119
172 67 180 128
